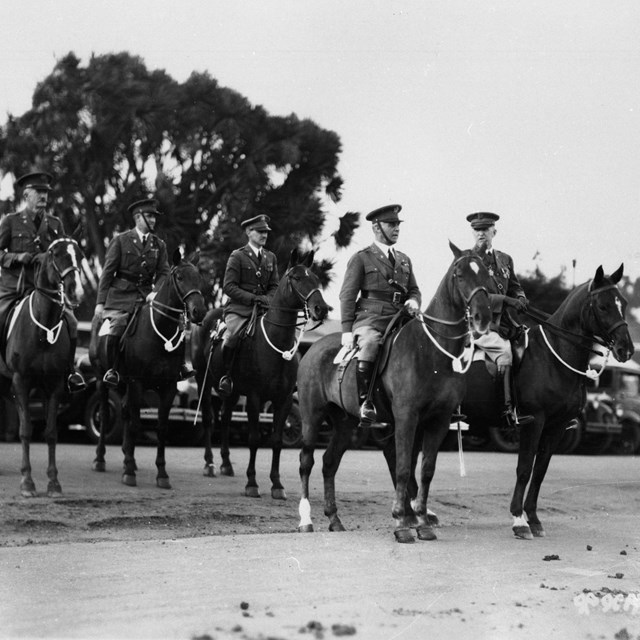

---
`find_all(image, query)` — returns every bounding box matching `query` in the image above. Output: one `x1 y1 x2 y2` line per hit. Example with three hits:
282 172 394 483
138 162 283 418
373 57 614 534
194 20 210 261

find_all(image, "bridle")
26 238 81 344
419 255 490 373
585 284 628 347
149 263 203 352
261 266 325 360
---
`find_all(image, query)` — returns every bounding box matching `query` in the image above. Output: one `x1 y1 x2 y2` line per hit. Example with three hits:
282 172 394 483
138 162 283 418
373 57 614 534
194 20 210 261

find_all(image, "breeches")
475 331 512 366
222 312 249 348
354 325 382 362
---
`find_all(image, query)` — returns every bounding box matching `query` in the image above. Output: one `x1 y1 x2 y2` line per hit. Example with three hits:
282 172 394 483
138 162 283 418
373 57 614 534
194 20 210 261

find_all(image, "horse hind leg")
219 397 235 477
199 376 216 478
13 380 37 497
155 384 174 490
269 399 292 500
92 381 109 472
121 385 139 487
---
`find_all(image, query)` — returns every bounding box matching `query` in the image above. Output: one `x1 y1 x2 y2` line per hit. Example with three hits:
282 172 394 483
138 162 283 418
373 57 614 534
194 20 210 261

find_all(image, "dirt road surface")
1 441 639 640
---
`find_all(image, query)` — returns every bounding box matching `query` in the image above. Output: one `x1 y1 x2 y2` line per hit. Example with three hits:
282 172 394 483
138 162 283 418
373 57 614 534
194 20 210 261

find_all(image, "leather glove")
15 252 33 265
94 304 105 319
341 332 354 348
255 295 270 307
404 298 420 317
505 296 527 312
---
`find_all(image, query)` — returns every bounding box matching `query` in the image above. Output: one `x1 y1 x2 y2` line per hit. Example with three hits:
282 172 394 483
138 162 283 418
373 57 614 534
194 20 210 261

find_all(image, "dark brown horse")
90 250 206 488
297 242 494 542
190 249 330 499
505 265 633 539
0 237 83 497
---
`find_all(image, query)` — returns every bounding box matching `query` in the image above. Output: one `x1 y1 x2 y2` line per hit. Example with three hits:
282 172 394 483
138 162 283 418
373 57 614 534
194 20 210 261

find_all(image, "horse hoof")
513 525 533 540
220 464 234 477
47 483 63 497
122 474 137 487
529 523 546 538
298 524 314 533
271 488 287 500
156 478 172 490
329 521 346 532
417 525 437 541
426 512 440 527
394 528 415 544
20 488 37 498
92 460 106 472
203 464 216 478
245 487 261 498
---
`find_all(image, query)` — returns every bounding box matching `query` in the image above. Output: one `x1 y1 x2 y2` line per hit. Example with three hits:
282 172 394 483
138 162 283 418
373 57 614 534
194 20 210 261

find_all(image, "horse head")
166 249 207 325
587 264 634 363
37 237 84 309
279 249 331 322
447 241 492 335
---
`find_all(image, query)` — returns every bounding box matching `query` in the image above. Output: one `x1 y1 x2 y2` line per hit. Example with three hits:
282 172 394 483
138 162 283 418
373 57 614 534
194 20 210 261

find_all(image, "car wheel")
488 422 520 453
608 419 640 455
84 389 123 445
555 419 583 454
282 400 303 448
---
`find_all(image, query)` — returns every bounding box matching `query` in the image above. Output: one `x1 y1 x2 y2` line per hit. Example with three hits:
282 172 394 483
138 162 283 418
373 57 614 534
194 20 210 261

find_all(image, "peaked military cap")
241 214 271 231
365 204 403 223
467 211 500 230
128 198 162 216
16 171 53 191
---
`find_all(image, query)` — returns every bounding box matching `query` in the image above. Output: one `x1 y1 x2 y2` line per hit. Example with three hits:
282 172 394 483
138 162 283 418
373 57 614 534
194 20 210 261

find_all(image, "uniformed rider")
467 211 533 426
0 171 86 392
340 204 422 428
218 214 279 398
93 198 194 388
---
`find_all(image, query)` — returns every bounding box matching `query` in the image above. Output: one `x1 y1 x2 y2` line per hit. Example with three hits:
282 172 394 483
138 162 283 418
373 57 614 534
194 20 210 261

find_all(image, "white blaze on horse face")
615 296 623 318
66 243 84 301
470 262 480 275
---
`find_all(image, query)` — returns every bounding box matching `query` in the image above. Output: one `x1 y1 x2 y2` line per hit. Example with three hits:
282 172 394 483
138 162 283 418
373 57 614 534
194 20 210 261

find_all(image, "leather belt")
361 290 406 304
115 274 152 287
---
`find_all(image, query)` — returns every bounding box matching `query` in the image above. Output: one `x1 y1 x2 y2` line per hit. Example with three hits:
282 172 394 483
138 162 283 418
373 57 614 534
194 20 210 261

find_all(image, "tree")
0 52 352 314
518 265 570 315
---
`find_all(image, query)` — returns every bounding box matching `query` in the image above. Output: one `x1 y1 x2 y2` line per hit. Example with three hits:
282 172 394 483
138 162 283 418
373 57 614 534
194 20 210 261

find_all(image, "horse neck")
149 281 182 331
33 264 63 326
424 271 466 342
262 288 300 347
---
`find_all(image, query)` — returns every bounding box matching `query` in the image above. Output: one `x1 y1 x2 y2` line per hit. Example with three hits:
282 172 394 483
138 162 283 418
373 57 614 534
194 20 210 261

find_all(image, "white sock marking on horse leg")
298 498 312 527
513 515 528 528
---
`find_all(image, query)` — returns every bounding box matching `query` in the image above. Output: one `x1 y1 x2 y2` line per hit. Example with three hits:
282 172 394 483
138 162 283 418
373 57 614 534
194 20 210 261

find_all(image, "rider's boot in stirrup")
356 360 387 429
501 364 533 427
179 362 196 380
103 335 121 389
218 345 236 398
67 338 87 393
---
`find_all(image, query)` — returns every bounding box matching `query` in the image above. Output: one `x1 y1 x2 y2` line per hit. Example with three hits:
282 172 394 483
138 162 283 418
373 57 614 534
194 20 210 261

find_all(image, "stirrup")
103 369 120 389
358 400 389 429
218 375 233 398
67 372 87 393
179 364 196 380
504 407 534 427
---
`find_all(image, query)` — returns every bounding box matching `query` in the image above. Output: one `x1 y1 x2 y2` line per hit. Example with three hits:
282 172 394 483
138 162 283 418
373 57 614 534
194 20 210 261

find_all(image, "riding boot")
501 365 533 427
218 345 236 398
356 360 388 429
103 335 121 389
67 337 87 393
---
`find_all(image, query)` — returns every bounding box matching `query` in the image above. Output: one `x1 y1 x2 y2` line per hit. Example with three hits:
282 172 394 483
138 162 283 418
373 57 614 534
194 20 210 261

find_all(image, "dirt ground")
0 441 639 640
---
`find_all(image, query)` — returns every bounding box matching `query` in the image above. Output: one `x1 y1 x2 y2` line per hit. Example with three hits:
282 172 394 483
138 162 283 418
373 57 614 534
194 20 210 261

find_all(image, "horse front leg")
391 409 420 543
199 376 216 477
43 388 64 497
413 419 450 541
269 397 291 500
510 413 544 539
322 415 354 532
244 396 261 498
155 383 175 489
121 383 140 486
522 426 566 538
218 397 235 476
92 380 108 472
13 376 37 497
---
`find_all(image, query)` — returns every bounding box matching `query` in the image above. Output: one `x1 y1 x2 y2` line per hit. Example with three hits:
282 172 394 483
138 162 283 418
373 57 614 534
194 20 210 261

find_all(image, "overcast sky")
1 0 639 312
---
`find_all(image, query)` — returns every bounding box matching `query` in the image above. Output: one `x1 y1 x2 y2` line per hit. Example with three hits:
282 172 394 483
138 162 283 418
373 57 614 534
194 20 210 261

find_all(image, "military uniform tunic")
96 229 170 332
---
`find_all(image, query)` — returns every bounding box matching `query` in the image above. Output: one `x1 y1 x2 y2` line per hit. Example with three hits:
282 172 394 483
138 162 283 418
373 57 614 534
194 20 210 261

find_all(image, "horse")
90 249 207 488
190 249 331 499
296 242 494 543
0 236 84 497
501 264 633 539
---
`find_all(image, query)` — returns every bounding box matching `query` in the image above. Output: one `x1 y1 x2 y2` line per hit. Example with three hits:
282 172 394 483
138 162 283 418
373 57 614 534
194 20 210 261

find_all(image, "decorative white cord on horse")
419 311 476 374
539 325 610 380
260 314 307 360
149 300 186 352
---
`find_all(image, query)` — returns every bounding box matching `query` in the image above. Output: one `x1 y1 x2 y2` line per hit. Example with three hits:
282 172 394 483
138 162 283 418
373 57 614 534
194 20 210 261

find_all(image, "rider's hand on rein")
341 332 354 348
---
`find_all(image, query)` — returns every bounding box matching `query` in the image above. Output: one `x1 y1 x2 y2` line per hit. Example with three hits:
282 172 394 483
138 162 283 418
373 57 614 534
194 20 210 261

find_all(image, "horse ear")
288 248 299 268
449 240 462 259
591 265 605 290
70 220 83 244
611 263 624 284
303 250 315 267
187 249 200 267
172 248 182 266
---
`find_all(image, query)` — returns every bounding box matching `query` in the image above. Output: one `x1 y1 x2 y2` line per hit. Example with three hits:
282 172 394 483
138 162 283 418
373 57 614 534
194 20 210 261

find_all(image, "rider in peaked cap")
365 204 403 224
128 198 163 217
15 171 54 191
0 170 86 393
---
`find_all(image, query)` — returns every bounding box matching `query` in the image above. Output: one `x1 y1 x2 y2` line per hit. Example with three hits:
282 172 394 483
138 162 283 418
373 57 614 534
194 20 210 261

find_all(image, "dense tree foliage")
0 52 355 315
